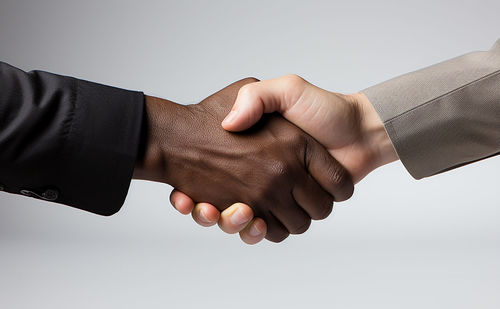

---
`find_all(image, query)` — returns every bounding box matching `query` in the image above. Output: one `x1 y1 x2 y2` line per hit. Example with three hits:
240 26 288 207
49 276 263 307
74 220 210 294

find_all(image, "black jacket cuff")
61 79 144 215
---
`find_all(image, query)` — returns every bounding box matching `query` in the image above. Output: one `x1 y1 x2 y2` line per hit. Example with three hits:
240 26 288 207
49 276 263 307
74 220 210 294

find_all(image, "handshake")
133 75 398 244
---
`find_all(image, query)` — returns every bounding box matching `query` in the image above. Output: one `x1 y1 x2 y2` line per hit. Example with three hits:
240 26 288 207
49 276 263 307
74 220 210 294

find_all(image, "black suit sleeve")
0 62 144 215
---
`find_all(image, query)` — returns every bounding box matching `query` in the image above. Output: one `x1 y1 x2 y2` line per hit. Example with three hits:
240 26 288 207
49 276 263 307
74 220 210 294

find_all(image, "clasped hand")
136 76 397 244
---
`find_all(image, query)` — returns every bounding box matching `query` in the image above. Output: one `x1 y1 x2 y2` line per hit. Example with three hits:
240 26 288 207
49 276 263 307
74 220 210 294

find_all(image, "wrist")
133 95 182 183
351 92 399 174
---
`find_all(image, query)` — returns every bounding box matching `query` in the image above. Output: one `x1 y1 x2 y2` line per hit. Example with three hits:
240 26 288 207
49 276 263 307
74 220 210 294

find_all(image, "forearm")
352 92 399 174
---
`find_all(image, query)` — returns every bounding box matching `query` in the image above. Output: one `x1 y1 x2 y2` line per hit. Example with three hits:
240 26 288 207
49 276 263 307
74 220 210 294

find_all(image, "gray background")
0 0 499 308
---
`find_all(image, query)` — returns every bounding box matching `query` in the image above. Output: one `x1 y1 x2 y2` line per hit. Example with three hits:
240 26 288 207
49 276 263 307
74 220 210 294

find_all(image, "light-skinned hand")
171 75 398 244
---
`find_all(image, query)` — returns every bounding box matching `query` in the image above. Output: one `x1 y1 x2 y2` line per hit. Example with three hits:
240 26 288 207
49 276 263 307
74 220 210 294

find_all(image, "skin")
171 75 399 244
134 78 354 243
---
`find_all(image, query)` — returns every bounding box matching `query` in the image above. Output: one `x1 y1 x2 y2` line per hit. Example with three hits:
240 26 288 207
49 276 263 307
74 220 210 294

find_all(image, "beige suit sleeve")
362 40 500 179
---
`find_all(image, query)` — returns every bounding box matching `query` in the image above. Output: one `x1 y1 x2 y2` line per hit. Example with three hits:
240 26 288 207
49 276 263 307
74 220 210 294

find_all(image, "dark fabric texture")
0 62 144 215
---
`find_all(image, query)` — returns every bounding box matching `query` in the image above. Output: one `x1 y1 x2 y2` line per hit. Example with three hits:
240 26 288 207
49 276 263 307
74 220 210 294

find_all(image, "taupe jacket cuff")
362 40 500 179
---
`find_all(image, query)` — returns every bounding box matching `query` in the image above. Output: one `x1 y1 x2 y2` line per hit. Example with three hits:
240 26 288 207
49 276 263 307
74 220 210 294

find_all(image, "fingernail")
230 208 249 226
248 223 262 237
222 110 237 125
199 208 212 223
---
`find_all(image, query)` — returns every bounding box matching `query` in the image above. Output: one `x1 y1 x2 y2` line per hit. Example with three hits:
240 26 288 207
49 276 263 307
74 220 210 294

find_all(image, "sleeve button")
42 189 59 201
20 188 59 201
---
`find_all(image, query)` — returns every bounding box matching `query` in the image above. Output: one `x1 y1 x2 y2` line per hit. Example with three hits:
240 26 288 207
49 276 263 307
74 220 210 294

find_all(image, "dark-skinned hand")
134 78 354 242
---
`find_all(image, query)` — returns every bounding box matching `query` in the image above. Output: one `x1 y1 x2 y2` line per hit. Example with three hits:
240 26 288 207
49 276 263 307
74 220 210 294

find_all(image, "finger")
170 189 195 215
264 212 290 243
270 197 312 235
221 74 308 132
218 203 254 234
240 218 267 245
192 203 221 227
293 174 335 220
306 139 355 202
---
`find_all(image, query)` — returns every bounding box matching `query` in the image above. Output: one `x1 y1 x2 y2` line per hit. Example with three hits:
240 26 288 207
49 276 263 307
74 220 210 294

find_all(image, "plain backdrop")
0 1 499 308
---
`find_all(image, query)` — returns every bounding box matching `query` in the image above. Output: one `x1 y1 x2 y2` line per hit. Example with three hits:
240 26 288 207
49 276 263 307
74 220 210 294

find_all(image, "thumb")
221 75 308 132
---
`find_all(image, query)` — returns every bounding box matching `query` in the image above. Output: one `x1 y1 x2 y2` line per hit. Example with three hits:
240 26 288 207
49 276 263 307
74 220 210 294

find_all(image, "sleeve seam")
60 77 79 158
384 69 500 124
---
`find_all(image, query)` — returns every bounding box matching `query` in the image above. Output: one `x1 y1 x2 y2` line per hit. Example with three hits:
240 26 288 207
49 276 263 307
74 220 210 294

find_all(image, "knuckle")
238 83 257 100
267 159 291 179
326 163 349 188
326 164 354 201
281 132 307 152
290 132 307 145
282 74 306 91
238 83 253 94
